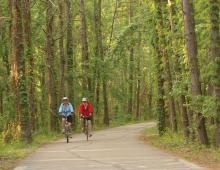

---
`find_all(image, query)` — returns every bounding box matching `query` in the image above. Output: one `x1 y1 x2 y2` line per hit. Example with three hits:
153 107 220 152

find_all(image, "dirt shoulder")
140 128 220 170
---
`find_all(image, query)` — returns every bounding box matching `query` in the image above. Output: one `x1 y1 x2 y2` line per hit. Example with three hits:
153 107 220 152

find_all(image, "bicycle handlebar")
59 113 72 117
80 115 91 119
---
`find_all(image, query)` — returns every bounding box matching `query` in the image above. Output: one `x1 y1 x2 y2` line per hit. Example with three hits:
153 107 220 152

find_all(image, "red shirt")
78 102 93 117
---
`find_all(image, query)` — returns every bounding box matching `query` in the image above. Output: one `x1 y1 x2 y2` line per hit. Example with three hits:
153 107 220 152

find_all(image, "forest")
0 0 220 150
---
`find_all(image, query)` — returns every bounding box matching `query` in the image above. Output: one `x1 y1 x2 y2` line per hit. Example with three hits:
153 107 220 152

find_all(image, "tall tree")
66 0 75 106
167 0 190 138
58 0 65 99
80 0 92 96
0 6 4 114
182 0 209 145
159 0 178 132
209 0 220 146
94 0 109 125
135 32 141 120
10 0 31 142
154 0 166 136
45 0 59 131
22 0 36 131
127 0 134 115
94 0 101 115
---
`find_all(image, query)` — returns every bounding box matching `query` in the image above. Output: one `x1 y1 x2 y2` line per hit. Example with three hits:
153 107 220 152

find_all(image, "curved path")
15 122 205 170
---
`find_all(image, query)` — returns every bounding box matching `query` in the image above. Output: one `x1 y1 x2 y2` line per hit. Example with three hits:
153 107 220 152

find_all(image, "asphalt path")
14 122 205 170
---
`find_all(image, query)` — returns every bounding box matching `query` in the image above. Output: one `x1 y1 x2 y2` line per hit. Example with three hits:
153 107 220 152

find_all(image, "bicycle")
64 116 71 143
82 116 91 141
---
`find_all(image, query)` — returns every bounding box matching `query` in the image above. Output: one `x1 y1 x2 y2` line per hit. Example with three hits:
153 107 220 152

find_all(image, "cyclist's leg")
61 116 65 133
67 115 72 133
80 118 85 132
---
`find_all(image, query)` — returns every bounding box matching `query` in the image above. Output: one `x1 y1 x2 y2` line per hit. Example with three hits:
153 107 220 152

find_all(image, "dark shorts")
81 116 92 121
61 115 73 123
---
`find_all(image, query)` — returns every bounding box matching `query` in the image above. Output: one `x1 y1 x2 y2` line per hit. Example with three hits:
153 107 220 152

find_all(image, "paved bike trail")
14 122 205 170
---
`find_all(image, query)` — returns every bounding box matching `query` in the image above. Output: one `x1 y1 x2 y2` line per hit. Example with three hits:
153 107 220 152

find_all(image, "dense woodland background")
0 0 220 148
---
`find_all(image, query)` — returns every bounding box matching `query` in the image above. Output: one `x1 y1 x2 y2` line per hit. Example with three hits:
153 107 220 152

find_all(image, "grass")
0 131 61 170
140 127 220 170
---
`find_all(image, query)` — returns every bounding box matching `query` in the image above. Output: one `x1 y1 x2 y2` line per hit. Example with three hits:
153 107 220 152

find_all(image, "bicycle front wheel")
65 126 69 143
86 120 89 141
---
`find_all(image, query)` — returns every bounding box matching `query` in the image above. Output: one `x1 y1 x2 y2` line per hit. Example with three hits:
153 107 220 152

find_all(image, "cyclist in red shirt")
78 97 93 137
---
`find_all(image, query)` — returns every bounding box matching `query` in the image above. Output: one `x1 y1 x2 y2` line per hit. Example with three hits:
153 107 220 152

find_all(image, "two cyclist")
58 97 93 137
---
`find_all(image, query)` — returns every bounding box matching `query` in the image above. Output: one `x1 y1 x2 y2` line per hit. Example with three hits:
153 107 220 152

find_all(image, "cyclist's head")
62 97 68 103
82 97 87 103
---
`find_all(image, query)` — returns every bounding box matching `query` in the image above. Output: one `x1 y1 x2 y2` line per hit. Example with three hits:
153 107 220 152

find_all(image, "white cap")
62 97 68 100
82 97 87 102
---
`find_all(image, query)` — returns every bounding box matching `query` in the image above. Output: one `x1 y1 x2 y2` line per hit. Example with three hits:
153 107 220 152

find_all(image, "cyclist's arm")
79 112 84 118
58 104 63 115
69 103 74 114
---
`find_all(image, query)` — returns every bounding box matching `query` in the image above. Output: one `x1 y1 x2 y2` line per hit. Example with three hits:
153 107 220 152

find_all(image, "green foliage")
172 73 189 97
188 95 218 118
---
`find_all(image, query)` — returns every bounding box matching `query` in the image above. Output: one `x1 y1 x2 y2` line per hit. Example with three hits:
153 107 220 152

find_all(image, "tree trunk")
11 0 31 142
65 0 76 127
1 4 10 78
0 8 4 115
58 0 65 99
154 0 166 136
0 90 3 114
95 78 100 115
103 81 109 125
22 0 36 132
45 0 59 131
128 48 134 115
108 0 118 46
39 63 48 128
127 0 134 115
164 53 177 132
80 0 92 95
156 50 166 136
136 32 141 120
9 0 19 122
158 0 177 133
148 84 153 118
94 0 100 116
168 0 190 138
209 0 220 146
136 70 141 120
182 0 209 145
94 0 109 125
179 95 190 139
